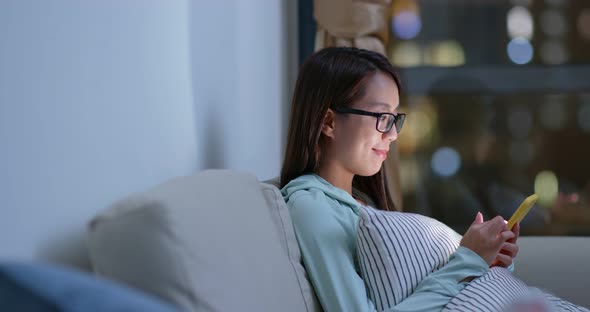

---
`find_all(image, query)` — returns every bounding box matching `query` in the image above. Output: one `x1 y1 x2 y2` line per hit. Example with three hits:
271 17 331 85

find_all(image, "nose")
384 128 398 142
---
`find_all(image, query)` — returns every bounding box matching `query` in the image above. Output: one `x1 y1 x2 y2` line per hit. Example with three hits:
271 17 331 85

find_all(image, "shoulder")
281 174 335 212
287 188 334 220
289 190 362 241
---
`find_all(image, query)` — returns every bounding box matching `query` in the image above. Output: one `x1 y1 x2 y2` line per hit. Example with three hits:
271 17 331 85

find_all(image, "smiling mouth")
372 148 388 160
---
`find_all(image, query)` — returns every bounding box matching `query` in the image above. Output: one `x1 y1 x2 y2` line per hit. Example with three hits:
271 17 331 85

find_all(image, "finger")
473 212 484 225
495 253 513 268
490 259 500 268
499 230 516 242
487 216 508 234
508 223 520 244
500 242 519 258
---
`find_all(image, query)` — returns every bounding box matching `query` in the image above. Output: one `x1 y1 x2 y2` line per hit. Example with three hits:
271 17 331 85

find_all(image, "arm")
289 193 490 312
391 214 516 311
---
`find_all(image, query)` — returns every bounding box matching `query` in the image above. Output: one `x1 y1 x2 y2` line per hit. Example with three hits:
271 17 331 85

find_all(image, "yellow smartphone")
507 194 539 230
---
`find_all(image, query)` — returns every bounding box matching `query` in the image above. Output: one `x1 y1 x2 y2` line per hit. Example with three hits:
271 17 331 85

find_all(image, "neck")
317 163 354 195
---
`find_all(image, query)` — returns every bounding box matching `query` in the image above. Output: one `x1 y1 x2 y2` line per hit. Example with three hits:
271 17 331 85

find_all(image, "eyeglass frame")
332 107 406 133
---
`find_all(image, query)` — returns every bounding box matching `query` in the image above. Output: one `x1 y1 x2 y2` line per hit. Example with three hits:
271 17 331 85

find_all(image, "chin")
356 164 383 177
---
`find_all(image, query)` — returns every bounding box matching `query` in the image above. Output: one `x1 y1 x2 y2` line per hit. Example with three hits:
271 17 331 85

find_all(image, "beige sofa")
87 170 590 311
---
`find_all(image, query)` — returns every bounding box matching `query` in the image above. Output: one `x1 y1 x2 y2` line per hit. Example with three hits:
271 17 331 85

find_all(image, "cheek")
333 129 384 176
339 130 379 160
334 120 383 161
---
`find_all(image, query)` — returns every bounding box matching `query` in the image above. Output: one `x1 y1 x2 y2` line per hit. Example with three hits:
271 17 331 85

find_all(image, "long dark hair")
280 47 401 211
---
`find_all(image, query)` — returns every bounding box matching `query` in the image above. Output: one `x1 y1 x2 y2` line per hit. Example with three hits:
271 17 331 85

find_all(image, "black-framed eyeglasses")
333 107 406 133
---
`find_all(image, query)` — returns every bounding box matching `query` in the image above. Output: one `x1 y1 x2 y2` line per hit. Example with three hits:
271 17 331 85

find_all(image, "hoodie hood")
281 174 361 209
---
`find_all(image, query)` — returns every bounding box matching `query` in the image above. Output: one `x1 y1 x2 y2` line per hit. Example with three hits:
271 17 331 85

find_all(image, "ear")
321 108 336 139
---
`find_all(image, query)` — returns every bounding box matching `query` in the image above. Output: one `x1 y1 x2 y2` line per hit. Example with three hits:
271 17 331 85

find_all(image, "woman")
279 47 520 311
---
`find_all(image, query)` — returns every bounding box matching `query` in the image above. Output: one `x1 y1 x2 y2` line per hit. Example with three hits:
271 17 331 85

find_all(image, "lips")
372 148 389 160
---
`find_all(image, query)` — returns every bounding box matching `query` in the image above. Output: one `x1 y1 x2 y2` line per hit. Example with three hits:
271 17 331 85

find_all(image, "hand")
491 222 520 268
460 212 516 266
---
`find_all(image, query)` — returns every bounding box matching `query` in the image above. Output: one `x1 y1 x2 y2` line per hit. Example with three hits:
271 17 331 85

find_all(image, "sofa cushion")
87 170 308 312
0 262 180 312
356 207 590 312
260 182 322 312
443 267 532 312
356 205 462 310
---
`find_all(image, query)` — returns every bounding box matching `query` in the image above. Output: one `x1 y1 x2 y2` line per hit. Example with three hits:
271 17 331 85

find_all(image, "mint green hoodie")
282 173 491 312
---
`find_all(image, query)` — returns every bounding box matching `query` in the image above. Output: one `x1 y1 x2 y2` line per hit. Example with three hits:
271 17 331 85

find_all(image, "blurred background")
300 0 590 236
0 0 588 268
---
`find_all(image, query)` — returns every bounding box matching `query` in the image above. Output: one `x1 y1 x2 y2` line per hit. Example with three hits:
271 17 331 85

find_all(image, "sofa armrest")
514 236 590 308
87 170 310 312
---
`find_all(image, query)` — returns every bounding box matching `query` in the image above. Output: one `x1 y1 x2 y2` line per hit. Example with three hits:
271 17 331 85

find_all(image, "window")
298 0 590 235
394 0 590 235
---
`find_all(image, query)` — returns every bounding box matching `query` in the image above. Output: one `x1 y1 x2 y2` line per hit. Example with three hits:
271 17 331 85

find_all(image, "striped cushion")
444 267 530 312
357 206 590 312
356 206 461 310
445 268 590 312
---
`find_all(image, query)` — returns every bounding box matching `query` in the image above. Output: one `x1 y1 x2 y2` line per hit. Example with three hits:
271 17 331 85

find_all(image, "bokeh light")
508 107 533 139
397 97 436 153
540 10 567 37
507 6 534 39
534 170 559 207
578 10 590 41
539 95 568 130
390 42 422 67
426 40 465 67
392 10 422 40
540 41 568 64
406 111 431 143
507 38 533 65
431 147 461 177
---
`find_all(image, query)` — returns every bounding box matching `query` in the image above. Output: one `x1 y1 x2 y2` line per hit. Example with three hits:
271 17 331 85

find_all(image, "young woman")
279 47 520 311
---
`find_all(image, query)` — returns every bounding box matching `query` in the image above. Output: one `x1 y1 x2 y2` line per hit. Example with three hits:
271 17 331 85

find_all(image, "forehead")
357 72 400 111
